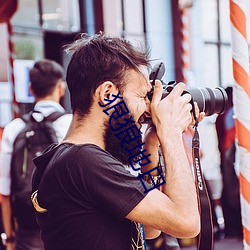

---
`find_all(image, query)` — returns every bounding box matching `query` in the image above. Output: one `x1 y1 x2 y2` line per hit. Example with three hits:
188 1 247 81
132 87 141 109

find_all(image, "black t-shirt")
33 143 150 250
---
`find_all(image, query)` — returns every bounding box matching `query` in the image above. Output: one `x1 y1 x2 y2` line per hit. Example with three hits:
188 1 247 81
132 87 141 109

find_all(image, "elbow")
160 212 200 238
180 214 200 238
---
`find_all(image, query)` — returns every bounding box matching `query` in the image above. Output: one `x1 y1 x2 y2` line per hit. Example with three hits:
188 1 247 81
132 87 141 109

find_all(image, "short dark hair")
65 32 150 116
29 59 64 98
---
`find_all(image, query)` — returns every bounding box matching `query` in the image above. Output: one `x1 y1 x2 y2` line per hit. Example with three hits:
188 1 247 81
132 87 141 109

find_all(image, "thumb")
151 80 163 109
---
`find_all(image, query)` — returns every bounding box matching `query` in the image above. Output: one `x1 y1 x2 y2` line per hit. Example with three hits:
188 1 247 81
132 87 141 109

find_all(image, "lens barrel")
187 87 228 116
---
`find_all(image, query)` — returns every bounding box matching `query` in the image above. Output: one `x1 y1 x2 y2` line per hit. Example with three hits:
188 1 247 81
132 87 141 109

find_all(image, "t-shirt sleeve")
74 145 151 220
0 119 25 195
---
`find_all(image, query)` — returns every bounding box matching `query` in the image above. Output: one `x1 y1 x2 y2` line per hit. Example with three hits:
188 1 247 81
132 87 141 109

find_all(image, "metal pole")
37 0 43 28
78 0 95 34
216 0 222 87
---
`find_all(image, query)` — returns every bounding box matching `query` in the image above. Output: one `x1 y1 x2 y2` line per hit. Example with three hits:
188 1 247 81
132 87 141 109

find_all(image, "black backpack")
10 110 64 230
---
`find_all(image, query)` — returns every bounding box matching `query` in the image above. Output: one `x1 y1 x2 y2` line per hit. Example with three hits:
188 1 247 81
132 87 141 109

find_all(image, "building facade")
0 0 250 124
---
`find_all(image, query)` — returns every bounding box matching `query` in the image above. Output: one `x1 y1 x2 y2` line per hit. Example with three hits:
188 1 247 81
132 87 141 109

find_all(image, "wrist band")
1 233 15 246
142 155 164 187
142 175 162 187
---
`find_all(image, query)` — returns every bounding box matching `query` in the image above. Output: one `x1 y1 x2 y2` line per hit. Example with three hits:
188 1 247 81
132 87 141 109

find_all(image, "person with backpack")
0 59 72 250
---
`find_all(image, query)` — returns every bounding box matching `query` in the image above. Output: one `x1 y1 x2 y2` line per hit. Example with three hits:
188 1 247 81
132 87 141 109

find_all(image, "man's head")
29 59 65 101
66 33 151 118
65 33 152 165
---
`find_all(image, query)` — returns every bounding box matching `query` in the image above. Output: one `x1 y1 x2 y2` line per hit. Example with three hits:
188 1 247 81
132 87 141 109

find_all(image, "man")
0 59 72 250
216 87 242 238
32 33 201 250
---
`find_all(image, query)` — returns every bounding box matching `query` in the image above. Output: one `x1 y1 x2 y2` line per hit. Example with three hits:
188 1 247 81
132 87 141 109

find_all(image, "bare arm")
1 195 15 250
141 125 161 239
126 81 200 238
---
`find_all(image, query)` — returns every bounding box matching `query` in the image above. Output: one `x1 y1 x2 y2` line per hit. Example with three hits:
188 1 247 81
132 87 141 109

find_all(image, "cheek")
139 100 147 114
124 96 146 122
134 101 146 121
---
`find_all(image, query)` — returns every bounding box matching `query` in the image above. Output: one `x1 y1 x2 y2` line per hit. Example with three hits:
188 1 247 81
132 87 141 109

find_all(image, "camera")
148 62 228 116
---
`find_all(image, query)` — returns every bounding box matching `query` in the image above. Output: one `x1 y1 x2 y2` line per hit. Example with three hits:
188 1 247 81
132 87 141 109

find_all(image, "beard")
104 106 143 166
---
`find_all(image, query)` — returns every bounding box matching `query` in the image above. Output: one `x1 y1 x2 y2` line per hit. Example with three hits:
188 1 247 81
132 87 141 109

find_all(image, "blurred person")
215 87 242 238
31 33 202 250
0 59 72 250
199 115 225 238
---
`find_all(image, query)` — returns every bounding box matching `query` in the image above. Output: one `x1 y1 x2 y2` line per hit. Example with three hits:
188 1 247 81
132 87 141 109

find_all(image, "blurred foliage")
13 36 43 60
14 39 36 59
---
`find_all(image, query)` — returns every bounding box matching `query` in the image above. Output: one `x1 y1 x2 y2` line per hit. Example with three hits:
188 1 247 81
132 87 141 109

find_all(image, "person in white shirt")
0 59 72 250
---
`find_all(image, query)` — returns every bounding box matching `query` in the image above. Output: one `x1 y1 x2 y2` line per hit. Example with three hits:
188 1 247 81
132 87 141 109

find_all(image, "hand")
191 102 205 128
150 80 193 137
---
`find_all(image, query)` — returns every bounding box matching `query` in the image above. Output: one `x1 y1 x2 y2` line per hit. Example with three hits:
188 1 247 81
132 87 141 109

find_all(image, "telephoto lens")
187 87 228 116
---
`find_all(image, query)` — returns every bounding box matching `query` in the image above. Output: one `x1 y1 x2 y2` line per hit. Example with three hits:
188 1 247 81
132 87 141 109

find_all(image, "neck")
62 113 106 149
35 96 60 103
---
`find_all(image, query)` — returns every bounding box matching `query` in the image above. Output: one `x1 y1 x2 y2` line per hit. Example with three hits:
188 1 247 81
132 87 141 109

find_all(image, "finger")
185 103 193 113
198 112 205 122
193 102 205 122
180 92 192 104
193 102 200 117
167 82 186 99
151 80 163 107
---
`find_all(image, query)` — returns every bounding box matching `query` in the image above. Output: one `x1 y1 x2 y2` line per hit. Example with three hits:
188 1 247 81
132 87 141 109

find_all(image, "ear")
96 81 118 106
29 83 35 97
58 81 66 98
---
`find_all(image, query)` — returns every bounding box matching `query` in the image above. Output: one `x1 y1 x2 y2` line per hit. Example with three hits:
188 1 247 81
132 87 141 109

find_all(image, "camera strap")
192 122 214 250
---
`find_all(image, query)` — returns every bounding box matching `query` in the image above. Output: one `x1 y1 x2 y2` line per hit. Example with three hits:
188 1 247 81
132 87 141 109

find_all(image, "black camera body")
147 62 228 116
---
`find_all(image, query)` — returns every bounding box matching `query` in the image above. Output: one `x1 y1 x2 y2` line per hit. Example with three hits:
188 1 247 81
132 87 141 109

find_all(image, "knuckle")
179 94 191 105
183 93 192 102
185 103 192 112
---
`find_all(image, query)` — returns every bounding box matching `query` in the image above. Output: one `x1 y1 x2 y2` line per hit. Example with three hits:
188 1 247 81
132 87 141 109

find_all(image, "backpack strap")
19 110 66 148
43 111 66 123
21 110 66 123
40 111 66 144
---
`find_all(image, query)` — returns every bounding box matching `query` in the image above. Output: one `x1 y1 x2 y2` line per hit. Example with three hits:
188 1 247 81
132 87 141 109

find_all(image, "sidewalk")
181 237 243 250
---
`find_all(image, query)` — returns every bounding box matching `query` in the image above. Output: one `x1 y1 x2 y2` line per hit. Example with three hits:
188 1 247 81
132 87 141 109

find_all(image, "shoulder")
51 113 72 140
2 118 26 142
55 113 72 122
1 118 26 156
4 117 25 129
73 144 134 177
52 113 72 127
74 144 113 163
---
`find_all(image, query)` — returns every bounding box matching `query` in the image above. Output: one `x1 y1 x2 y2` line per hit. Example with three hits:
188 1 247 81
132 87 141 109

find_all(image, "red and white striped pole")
6 20 19 118
229 0 250 248
180 8 190 83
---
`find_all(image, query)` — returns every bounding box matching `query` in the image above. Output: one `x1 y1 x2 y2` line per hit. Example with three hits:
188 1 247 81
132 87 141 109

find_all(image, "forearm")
141 125 160 173
159 131 198 217
127 81 201 237
141 143 159 174
1 195 14 237
141 127 162 238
